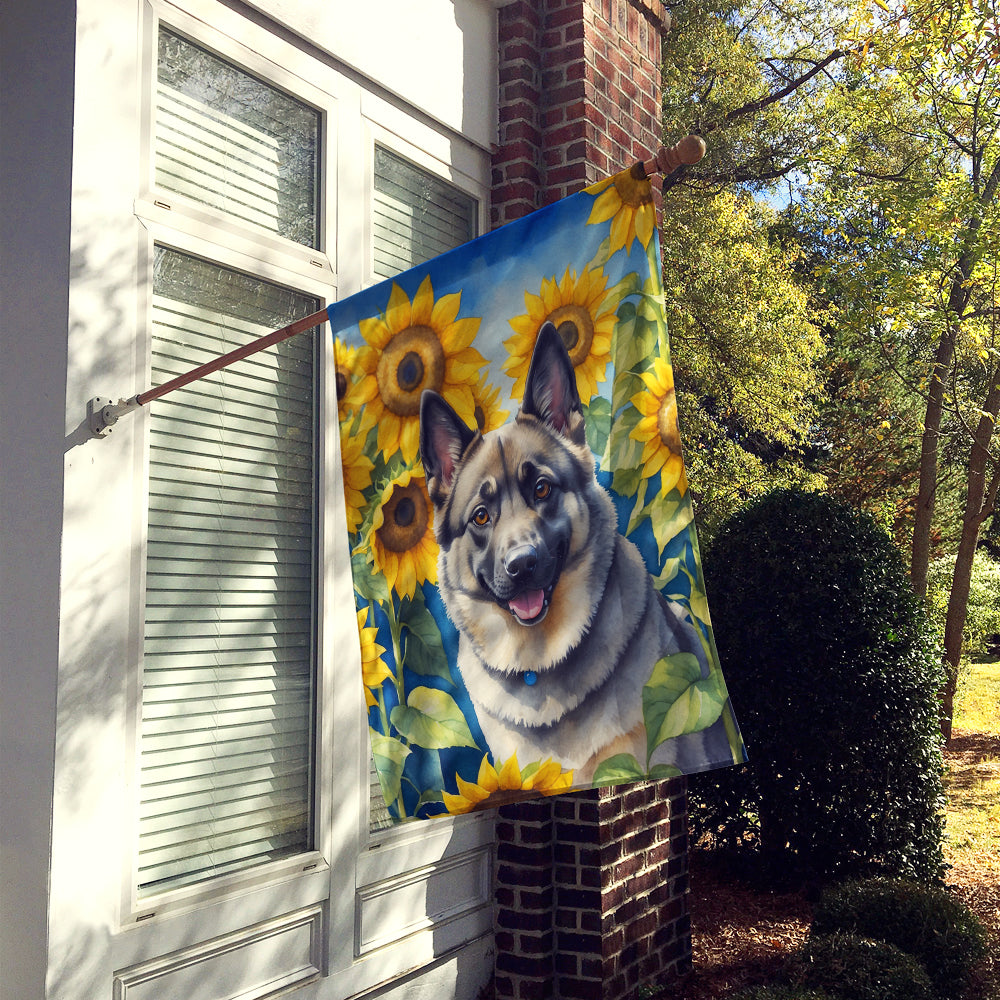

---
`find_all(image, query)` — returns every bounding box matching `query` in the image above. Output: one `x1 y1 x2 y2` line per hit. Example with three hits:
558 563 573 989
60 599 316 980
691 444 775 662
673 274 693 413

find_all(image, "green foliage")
691 488 947 882
811 878 988 999
790 934 934 1000
732 988 836 1000
927 550 1000 658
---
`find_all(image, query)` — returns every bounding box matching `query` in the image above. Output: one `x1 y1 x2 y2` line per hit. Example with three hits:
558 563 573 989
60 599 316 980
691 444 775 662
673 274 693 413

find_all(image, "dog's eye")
534 478 551 500
472 505 490 526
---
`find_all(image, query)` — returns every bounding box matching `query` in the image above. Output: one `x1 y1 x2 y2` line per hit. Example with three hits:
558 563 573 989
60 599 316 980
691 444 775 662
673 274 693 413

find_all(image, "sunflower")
630 357 687 494
442 753 575 814
585 165 656 256
344 276 485 465
470 374 509 434
356 607 392 708
504 266 617 403
339 429 375 534
334 338 357 421
367 468 438 599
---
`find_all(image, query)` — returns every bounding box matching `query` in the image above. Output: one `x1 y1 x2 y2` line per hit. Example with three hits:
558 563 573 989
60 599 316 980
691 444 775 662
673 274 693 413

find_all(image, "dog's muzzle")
499 544 555 626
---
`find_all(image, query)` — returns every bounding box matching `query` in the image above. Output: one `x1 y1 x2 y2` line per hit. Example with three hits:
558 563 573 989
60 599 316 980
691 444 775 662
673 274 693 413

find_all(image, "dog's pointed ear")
521 321 586 445
420 390 478 502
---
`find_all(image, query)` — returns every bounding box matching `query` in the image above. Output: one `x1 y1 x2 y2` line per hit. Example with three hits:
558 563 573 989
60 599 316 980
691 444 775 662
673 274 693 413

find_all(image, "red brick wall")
492 0 668 228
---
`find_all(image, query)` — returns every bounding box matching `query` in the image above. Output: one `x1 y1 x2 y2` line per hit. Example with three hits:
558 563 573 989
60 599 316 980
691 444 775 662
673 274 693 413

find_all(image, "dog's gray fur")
420 323 728 782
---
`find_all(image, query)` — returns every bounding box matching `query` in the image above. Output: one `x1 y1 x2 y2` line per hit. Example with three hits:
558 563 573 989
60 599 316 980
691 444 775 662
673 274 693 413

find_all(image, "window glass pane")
139 246 319 895
372 146 477 279
156 28 320 248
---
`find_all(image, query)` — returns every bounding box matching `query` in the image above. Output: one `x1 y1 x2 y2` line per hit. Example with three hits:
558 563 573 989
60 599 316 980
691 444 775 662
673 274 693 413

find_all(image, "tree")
659 1 849 533
805 0 1000 736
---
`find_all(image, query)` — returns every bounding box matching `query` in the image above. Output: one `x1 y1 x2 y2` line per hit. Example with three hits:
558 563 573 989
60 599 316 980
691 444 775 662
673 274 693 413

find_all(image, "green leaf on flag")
592 753 646 787
390 687 478 750
351 547 389 604
585 395 612 457
370 729 410 812
399 594 451 681
643 654 727 760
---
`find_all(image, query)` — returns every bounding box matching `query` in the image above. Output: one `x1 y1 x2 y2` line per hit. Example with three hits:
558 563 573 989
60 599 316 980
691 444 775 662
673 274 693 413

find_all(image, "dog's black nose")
504 544 538 580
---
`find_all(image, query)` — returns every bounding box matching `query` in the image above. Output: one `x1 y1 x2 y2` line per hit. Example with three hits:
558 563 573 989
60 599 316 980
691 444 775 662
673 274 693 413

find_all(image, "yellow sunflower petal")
523 759 560 790
410 275 436 326
588 185 623 225
359 316 392 350
439 316 482 353
497 755 523 791
442 791 474 814
610 208 633 252
430 289 462 329
455 773 492 804
478 756 500 792
636 204 655 247
541 771 575 794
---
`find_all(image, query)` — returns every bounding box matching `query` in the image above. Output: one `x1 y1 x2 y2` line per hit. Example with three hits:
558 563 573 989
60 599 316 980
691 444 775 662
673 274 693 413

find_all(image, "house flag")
332 166 746 820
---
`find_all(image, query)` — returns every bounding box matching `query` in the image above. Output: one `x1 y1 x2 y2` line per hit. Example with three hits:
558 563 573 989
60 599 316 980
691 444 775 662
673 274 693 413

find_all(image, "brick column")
492 0 669 227
490 4 690 999
494 782 691 1000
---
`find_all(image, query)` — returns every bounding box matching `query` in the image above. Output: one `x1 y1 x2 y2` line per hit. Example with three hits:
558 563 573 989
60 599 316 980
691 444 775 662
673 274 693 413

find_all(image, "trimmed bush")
811 878 988 999
791 933 934 1000
733 988 836 1000
691 489 947 882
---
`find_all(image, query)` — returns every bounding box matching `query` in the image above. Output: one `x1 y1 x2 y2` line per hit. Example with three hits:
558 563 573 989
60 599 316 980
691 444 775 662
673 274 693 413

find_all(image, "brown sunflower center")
377 481 430 553
376 325 446 416
656 388 682 455
547 304 595 367
335 370 348 398
613 171 654 210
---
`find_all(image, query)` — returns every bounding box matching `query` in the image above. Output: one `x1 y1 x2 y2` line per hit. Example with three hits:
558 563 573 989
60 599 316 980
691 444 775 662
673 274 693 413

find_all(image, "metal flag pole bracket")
88 395 141 438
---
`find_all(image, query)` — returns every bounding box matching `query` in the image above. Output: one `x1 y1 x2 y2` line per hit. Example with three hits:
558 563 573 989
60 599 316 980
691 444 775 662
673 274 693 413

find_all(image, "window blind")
368 149 477 831
138 248 319 895
156 27 320 249
372 146 477 282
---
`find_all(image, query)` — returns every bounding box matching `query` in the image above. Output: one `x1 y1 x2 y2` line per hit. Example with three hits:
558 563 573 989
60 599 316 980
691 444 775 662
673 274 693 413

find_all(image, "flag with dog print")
332 165 746 821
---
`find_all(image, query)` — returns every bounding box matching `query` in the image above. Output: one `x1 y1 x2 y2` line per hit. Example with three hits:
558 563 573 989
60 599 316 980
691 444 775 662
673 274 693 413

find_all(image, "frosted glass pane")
156 28 320 248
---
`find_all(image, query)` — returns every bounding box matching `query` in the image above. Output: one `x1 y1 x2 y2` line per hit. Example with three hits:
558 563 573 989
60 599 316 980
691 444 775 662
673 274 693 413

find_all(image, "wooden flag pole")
87 136 705 438
87 307 329 437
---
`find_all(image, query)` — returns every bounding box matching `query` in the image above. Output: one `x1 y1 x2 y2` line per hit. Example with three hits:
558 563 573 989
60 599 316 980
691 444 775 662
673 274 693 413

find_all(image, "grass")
955 658 1000 734
945 660 1000 869
942 659 1000 1000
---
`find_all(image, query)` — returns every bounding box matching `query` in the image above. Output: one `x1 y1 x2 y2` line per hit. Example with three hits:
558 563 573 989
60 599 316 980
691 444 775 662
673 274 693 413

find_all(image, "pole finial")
639 135 707 179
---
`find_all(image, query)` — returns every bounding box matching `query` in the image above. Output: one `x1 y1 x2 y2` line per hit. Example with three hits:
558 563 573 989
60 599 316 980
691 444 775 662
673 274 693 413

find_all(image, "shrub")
691 488 947 882
732 987 836 1000
811 878 988 998
790 933 934 1000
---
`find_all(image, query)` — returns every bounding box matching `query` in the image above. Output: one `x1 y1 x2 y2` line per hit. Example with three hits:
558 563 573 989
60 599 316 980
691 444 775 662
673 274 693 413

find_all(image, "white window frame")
109 0 495 992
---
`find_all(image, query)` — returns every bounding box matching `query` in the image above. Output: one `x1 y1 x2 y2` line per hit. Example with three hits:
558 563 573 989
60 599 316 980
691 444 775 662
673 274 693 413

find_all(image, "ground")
675 719 1000 999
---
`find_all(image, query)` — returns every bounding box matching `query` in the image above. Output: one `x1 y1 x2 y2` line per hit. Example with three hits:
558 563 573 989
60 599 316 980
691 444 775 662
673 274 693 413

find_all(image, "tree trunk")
910 331 955 598
940 376 1000 741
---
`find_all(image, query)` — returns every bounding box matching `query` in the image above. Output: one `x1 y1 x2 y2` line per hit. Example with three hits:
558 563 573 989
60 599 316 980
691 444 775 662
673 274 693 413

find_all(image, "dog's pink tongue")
510 589 545 621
